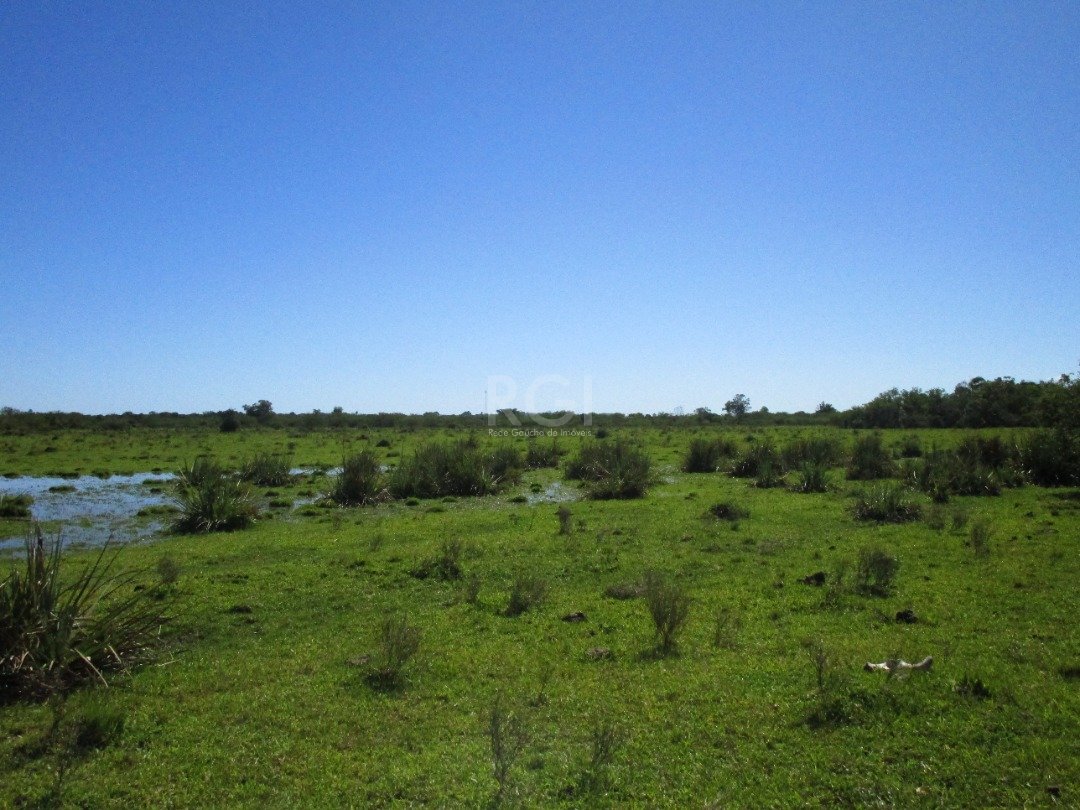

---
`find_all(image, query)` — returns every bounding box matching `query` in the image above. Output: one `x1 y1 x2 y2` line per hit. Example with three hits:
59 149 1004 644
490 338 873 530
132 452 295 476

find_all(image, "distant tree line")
836 374 1079 430
1 371 1076 435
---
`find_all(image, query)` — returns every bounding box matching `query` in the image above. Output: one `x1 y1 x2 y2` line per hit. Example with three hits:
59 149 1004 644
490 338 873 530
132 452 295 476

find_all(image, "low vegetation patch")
852 483 922 523
565 440 651 499
0 528 169 700
171 458 259 533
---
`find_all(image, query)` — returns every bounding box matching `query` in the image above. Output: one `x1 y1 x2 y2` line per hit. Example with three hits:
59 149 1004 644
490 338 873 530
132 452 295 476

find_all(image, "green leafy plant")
854 546 899 597
329 450 383 505
852 483 921 523
1 527 169 700
171 458 258 533
565 440 651 499
239 452 293 487
366 613 421 689
504 575 548 617
642 570 691 655
846 433 893 480
0 494 33 519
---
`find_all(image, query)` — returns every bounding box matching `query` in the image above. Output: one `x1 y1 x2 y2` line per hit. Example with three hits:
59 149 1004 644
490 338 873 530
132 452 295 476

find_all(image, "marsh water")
0 472 175 550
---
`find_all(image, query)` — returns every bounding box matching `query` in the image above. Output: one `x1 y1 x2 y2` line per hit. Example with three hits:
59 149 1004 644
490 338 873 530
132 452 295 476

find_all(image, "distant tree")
219 409 241 433
243 400 275 425
723 394 750 422
815 402 836 414
695 406 716 424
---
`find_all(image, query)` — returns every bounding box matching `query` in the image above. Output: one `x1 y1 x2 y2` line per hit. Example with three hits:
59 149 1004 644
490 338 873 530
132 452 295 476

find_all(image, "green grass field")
2 426 1077 807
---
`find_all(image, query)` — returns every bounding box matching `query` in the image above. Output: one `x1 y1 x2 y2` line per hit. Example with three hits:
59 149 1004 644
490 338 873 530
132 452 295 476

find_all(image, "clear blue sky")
2 1 1077 415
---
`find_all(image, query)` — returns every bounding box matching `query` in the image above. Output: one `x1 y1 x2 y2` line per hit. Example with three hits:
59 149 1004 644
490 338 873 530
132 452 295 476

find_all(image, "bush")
642 570 691 655
969 518 992 558
414 538 463 581
239 452 293 487
682 437 737 473
389 441 519 499
852 483 921 523
367 614 420 689
730 440 782 478
1018 429 1079 486
525 440 561 469
792 461 829 493
565 440 650 499
556 505 573 535
909 448 1003 498
0 493 32 519
330 450 383 505
854 547 899 596
171 458 258 533
505 574 548 617
782 436 843 469
708 501 748 522
1 527 169 700
846 433 893 480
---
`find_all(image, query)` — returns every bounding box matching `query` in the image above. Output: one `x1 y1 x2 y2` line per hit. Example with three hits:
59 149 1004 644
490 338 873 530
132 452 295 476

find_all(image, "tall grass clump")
782 436 843 469
682 437 737 473
0 494 33 519
642 570 691 655
1 527 169 700
564 440 651 499
729 439 783 478
389 441 520 498
171 458 258 533
852 483 921 523
366 613 421 690
239 452 293 487
792 461 830 493
1018 428 1079 487
525 440 561 469
329 450 383 505
909 448 1003 499
854 547 900 596
846 433 893 480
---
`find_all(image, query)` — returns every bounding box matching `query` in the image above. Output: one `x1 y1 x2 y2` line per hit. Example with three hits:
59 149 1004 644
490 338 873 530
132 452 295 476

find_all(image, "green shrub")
782 437 842 468
730 440 782 478
1 527 169 700
565 440 650 499
525 440 561 469
910 448 1004 498
897 435 923 458
854 547 899 596
642 570 691 655
1018 428 1079 486
0 494 32 519
414 538 464 581
792 461 829 493
969 518 992 558
504 574 548 617
367 613 420 689
330 450 383 505
708 501 748 522
239 452 292 487
389 441 518 498
171 458 258 533
846 433 893 480
852 483 921 523
682 437 737 473
556 505 573 535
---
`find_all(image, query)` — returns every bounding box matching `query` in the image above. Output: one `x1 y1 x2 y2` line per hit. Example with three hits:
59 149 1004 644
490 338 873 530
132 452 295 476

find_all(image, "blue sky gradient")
2 2 1077 414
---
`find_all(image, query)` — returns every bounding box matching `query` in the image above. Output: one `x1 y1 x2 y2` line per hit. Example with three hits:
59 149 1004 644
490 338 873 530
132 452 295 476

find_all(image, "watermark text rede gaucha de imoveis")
485 375 593 432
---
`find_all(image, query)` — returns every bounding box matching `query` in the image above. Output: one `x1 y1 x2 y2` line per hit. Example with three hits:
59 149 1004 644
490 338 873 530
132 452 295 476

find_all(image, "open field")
2 426 1078 807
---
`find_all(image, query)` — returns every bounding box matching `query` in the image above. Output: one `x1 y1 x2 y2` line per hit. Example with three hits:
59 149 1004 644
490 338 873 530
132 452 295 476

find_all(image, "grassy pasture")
1 426 1077 807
